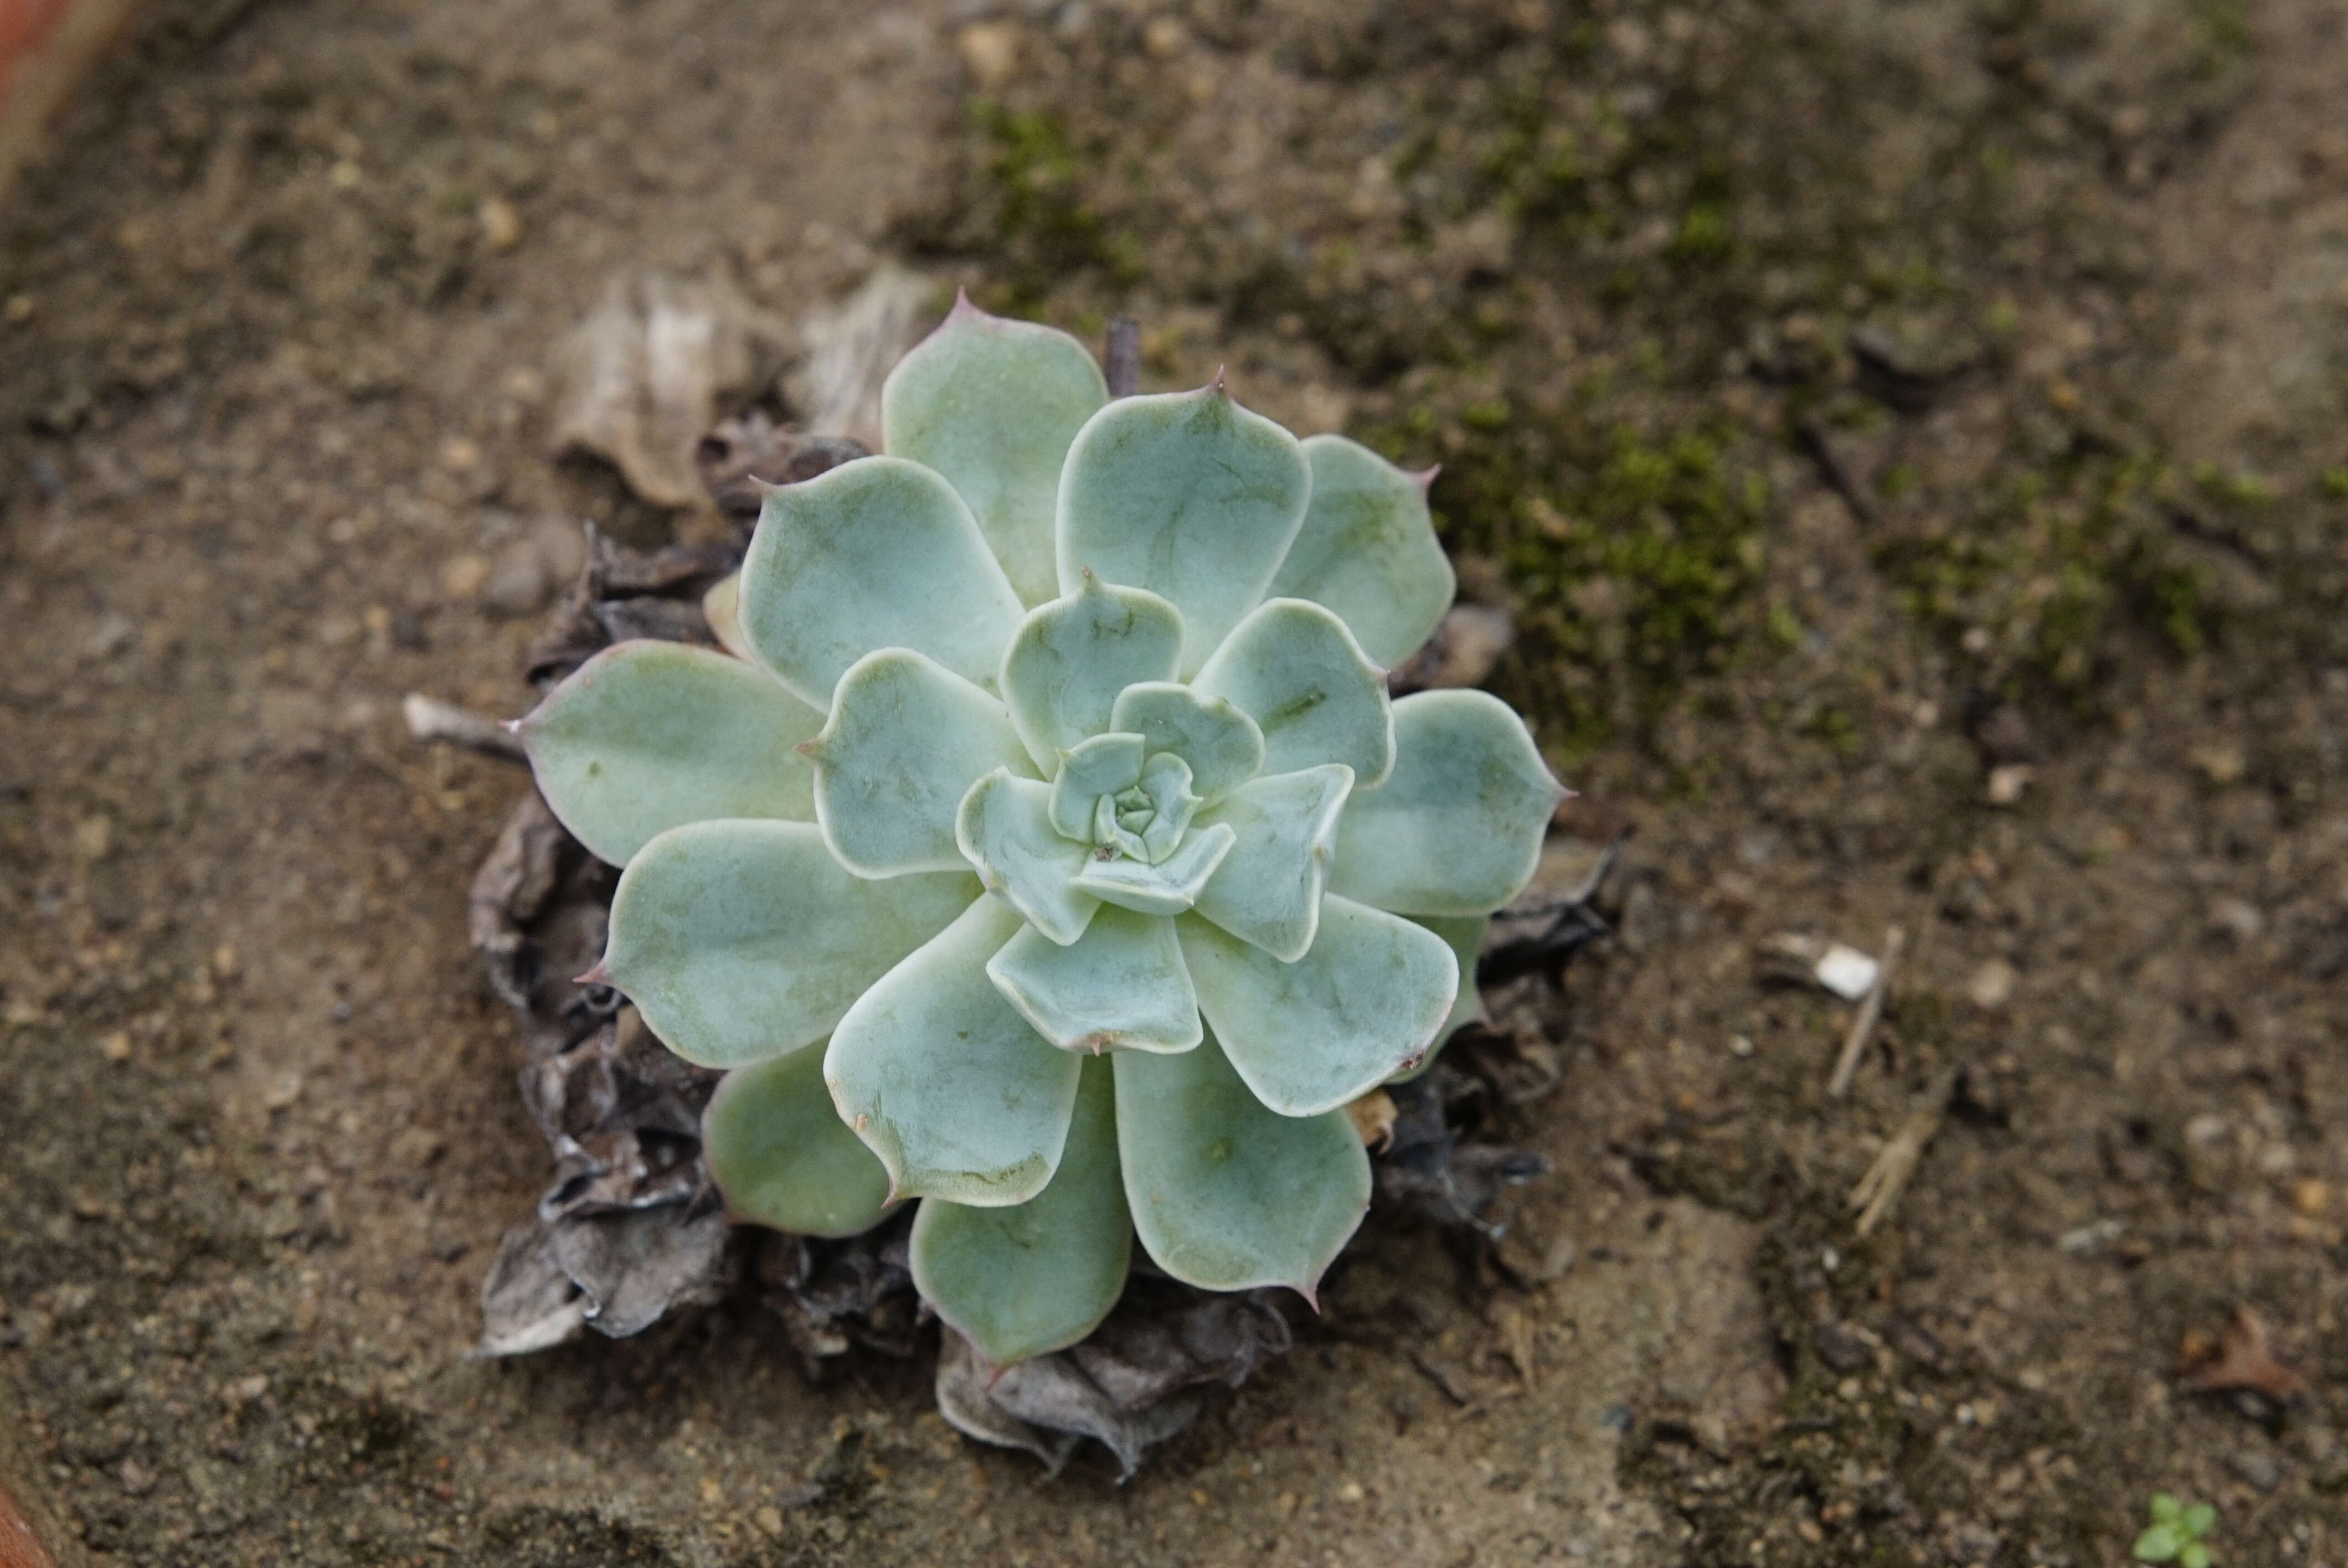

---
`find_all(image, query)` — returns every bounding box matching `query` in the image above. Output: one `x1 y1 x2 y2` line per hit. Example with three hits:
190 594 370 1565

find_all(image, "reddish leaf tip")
573 961 612 987
1410 463 1441 493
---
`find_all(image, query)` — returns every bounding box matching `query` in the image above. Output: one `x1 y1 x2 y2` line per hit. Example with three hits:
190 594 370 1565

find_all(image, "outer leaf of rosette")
826 898 1083 1206
882 295 1108 608
738 455 1027 708
703 1041 899 1237
998 576 1184 773
1268 434 1455 668
986 905 1202 1055
1329 690 1566 916
1055 383 1311 679
802 648 1039 878
909 1054 1131 1366
1113 1028 1370 1301
602 819 977 1068
1387 914 1487 1084
955 768 1099 946
517 640 822 868
1188 763 1353 962
1108 682 1264 802
1192 597 1394 788
1177 893 1456 1117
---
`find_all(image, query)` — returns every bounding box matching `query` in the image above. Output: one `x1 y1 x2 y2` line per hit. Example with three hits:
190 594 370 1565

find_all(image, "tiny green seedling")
2132 1493 2216 1568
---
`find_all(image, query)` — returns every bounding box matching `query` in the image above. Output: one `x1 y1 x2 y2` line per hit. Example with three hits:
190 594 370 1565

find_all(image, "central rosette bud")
1059 731 1203 864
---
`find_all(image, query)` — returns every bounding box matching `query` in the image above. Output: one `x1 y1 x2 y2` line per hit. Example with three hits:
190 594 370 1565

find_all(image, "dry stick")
1849 1062 1961 1237
1104 316 1141 399
1826 923 1906 1098
403 693 526 762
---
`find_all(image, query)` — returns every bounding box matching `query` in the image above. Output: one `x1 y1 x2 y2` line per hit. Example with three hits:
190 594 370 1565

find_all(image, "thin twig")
1849 1063 1960 1237
1104 316 1141 399
403 693 526 762
1826 923 1906 1098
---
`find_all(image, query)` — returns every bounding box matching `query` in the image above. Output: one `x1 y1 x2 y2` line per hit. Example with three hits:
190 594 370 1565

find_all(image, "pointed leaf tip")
1410 463 1441 493
948 284 980 321
574 961 611 987
1208 364 1228 394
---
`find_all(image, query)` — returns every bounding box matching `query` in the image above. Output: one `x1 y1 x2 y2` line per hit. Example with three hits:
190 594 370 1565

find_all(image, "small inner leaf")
955 768 1100 947
1049 731 1146 838
1072 822 1237 916
998 576 1185 771
1109 682 1265 801
1188 762 1354 962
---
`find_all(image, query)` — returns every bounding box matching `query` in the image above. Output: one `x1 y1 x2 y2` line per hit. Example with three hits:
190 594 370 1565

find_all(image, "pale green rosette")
516 297 1564 1369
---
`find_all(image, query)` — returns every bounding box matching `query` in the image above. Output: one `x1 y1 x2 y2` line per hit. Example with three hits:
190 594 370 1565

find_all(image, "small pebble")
441 553 492 600
1966 958 2017 1010
2233 1451 2282 1492
478 197 523 252
99 1031 131 1063
480 540 553 618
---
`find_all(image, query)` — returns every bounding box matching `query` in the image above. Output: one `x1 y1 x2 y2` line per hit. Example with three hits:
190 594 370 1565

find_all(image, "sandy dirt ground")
2 0 2346 1564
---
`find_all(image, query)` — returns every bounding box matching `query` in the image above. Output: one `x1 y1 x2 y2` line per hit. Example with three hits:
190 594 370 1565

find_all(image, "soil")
3 0 2347 1564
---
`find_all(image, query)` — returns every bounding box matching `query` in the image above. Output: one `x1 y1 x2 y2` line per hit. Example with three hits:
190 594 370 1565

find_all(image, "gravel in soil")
3 0 2347 1564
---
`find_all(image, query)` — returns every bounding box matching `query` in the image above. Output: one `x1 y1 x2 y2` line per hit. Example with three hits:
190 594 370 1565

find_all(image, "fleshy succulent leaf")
1070 822 1237 916
1178 894 1457 1116
519 641 823 868
955 768 1100 946
882 297 1108 607
702 1042 899 1237
997 575 1185 772
1269 435 1456 667
738 455 1026 706
804 649 1039 878
1114 1028 1370 1298
1188 763 1353 961
1192 597 1394 787
910 1053 1131 1365
604 821 976 1068
1048 732 1145 838
1055 385 1312 677
985 905 1202 1055
1109 682 1265 801
1329 689 1564 916
1387 914 1488 1082
826 899 1082 1206
1133 751 1203 861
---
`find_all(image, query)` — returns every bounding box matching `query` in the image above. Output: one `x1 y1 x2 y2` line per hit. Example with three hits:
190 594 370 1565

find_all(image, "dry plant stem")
1826 922 1906 1097
403 693 527 762
1104 316 1140 399
1848 1063 1960 1237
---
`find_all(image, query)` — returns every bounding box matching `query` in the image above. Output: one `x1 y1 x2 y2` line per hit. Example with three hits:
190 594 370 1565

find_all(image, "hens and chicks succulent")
518 297 1562 1367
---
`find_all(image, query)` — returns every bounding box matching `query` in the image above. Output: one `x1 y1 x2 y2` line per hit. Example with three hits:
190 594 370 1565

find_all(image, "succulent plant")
517 296 1564 1369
